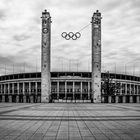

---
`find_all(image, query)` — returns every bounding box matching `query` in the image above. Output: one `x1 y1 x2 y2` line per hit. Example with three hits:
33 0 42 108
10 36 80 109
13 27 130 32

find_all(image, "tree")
101 71 121 96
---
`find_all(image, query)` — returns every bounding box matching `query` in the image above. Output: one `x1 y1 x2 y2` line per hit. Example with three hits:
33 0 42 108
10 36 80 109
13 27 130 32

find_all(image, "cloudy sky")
0 0 140 75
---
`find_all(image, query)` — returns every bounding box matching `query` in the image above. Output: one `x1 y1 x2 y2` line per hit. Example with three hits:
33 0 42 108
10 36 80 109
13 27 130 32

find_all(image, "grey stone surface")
91 10 102 103
0 103 140 140
41 10 51 103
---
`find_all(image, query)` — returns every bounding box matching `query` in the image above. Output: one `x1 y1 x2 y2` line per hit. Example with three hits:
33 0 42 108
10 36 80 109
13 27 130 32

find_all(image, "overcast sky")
0 0 140 75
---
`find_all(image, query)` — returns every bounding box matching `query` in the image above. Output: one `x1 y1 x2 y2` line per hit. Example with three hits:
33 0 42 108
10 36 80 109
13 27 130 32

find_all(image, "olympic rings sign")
61 32 81 40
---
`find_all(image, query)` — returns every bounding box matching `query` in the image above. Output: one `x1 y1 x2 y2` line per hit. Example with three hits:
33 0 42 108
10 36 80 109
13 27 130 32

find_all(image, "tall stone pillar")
130 96 133 103
57 81 59 100
65 81 67 100
8 83 10 95
108 96 112 103
41 9 51 103
0 84 1 95
136 96 140 103
91 10 102 103
73 82 75 100
115 96 119 103
4 84 6 95
88 81 90 99
2 95 5 102
123 96 126 103
16 95 19 103
17 83 19 95
16 83 19 103
35 82 37 95
80 82 82 100
125 84 127 95
9 95 12 103
35 82 37 103
23 82 25 95
12 83 14 94
130 84 131 94
29 82 31 95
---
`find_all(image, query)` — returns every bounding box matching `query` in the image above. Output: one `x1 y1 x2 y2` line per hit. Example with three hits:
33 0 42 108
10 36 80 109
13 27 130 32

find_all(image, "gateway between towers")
41 10 102 103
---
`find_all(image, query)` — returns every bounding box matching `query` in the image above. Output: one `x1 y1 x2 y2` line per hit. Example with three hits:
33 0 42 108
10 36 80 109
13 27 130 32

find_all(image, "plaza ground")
0 103 140 140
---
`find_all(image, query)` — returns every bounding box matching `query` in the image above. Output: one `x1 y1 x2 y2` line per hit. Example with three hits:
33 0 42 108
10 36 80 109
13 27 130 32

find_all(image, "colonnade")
102 82 140 103
51 81 91 101
103 95 140 103
0 80 140 103
0 81 41 103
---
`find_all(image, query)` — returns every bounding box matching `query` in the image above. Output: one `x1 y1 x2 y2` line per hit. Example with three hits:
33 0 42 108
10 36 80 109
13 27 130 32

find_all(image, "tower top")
41 9 50 18
91 10 102 25
93 10 101 17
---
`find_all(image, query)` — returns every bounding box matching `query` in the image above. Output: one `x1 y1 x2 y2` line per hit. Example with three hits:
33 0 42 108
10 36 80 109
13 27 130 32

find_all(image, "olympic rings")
61 32 81 40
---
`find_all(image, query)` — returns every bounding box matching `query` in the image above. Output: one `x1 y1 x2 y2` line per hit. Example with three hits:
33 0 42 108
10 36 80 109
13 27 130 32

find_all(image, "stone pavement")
0 103 140 140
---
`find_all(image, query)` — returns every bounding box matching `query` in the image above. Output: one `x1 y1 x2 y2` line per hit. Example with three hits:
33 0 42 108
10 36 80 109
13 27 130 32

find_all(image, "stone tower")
41 10 51 103
91 10 102 103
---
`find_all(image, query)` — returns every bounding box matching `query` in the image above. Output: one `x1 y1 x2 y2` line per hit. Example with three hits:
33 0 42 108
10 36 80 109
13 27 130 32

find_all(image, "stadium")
0 10 139 104
0 71 140 103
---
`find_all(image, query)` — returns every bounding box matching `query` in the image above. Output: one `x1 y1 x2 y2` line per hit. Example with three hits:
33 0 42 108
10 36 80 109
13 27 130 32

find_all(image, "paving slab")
0 103 140 140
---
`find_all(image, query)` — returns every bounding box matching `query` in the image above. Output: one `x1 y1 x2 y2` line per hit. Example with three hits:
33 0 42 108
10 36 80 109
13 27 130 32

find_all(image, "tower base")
94 98 101 103
93 94 101 103
41 95 51 103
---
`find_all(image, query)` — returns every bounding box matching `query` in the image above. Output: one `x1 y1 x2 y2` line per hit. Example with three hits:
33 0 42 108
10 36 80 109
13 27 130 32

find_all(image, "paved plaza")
0 103 140 140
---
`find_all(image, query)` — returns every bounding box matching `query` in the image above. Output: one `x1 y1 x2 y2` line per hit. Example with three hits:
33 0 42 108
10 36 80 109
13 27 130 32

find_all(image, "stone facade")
41 10 51 102
0 72 140 103
91 10 102 103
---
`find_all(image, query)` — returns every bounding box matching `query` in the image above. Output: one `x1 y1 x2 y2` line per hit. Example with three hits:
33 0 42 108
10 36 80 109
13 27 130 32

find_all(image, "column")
9 84 12 103
108 96 111 103
29 82 31 95
41 10 51 103
16 83 19 103
2 95 5 102
125 83 127 95
136 96 140 103
8 83 10 95
9 94 12 103
0 84 1 94
134 84 135 94
17 83 19 94
123 96 126 103
30 82 33 103
35 82 37 95
2 84 5 102
37 82 40 103
12 83 14 94
80 82 82 100
23 83 26 103
65 81 67 100
35 82 37 103
88 81 90 100
12 83 15 102
0 85 1 102
4 84 6 94
130 95 133 103
23 82 25 95
91 10 102 103
57 81 59 100
101 96 105 103
130 83 131 95
120 83 122 95
73 82 75 101
115 96 119 103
